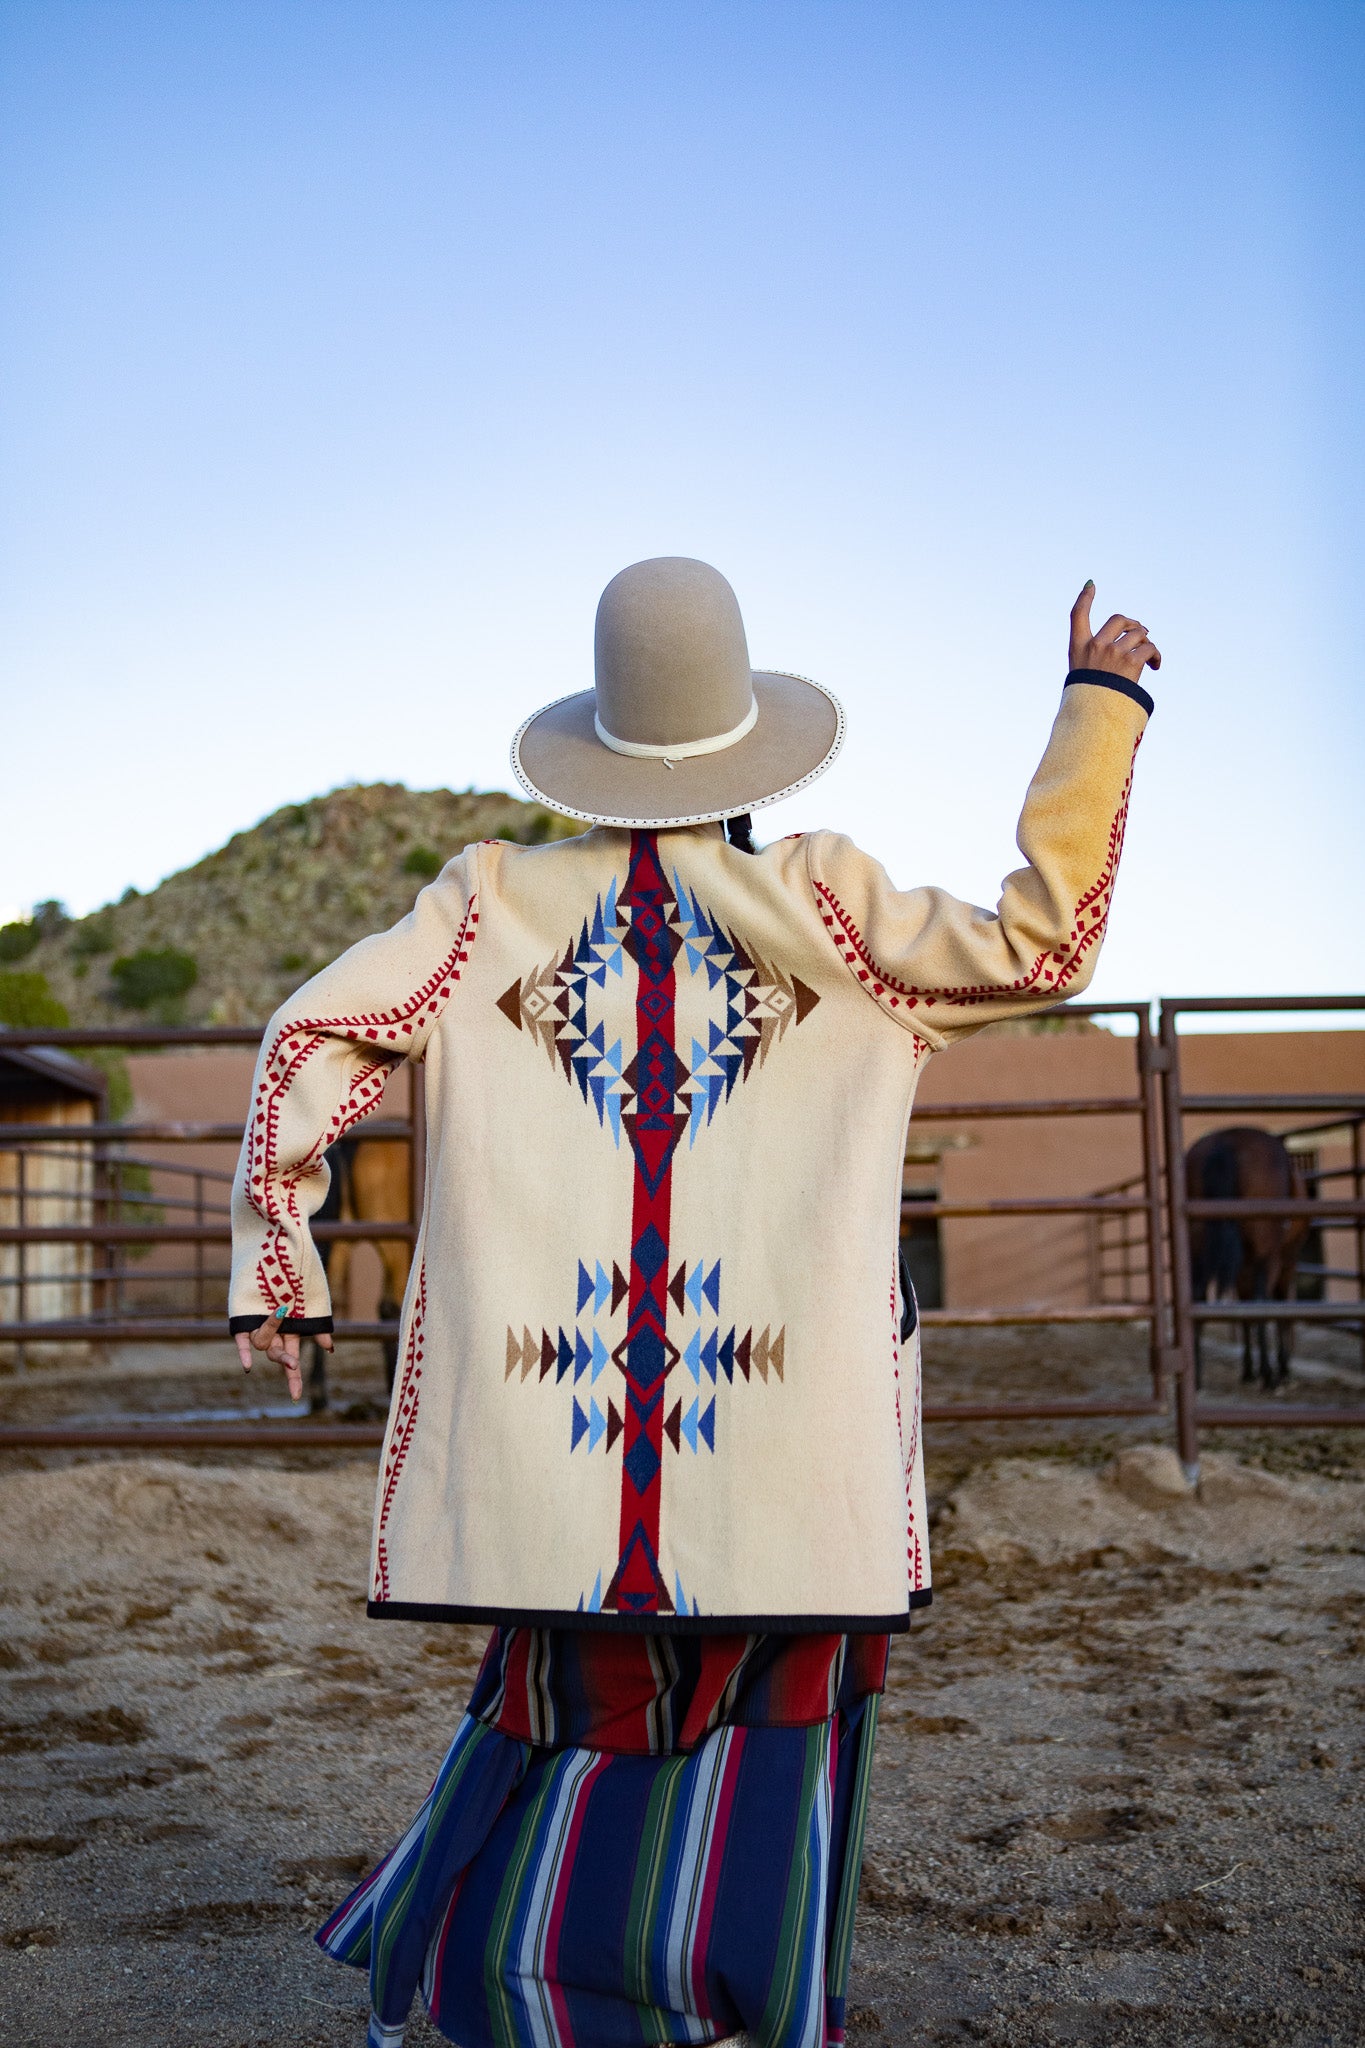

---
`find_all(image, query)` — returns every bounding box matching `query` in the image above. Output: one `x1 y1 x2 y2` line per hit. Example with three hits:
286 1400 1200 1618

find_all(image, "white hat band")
593 697 758 762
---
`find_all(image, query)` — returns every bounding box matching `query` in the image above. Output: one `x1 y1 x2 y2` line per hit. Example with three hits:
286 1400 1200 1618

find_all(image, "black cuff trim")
228 1314 335 1336
1065 668 1155 717
364 1591 931 1632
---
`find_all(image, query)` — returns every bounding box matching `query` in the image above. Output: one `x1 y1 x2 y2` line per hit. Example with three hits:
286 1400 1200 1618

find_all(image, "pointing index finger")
1069 580 1095 669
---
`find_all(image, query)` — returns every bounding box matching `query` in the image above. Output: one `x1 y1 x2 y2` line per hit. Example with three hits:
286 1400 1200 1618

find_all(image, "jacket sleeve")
228 846 479 1334
805 673 1151 1047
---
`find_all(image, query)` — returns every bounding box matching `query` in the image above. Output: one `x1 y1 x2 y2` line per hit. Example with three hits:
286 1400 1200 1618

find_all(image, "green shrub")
515 808 579 845
402 845 442 879
109 947 198 1015
79 1048 134 1121
32 900 69 938
0 920 38 963
70 909 118 957
0 972 69 1028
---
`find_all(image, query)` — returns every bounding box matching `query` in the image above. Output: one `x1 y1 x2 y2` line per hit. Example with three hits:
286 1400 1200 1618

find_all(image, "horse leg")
1252 1245 1285 1392
307 1242 334 1413
1254 1310 1271 1392
306 1338 328 1414
1274 1274 1294 1388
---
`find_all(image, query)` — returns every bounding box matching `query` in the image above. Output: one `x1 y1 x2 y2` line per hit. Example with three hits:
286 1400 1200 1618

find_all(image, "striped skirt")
318 1631 884 2048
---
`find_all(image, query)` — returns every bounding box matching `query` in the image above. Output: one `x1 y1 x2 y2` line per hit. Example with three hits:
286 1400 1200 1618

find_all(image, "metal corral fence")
1159 995 1365 1467
906 1000 1172 1431
0 1001 1362 1465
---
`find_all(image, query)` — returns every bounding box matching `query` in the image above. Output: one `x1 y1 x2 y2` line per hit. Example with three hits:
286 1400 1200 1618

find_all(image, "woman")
231 557 1157 2048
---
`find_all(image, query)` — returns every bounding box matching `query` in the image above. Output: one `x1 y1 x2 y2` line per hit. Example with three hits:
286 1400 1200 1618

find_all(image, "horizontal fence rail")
2 1002 1363 1461
0 1222 419 1245
0 1118 412 1146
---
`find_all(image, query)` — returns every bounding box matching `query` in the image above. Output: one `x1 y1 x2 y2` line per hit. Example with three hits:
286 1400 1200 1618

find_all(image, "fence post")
15 1148 27 1374
1353 1118 1365 1374
1159 1002 1200 1480
1136 1007 1174 1399
194 1170 205 1322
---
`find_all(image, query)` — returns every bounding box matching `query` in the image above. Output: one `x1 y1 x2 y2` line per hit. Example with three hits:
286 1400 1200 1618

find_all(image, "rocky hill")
6 784 578 1028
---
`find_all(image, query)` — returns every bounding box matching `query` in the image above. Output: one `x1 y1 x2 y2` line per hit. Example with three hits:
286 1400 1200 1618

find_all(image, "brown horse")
1186 1127 1308 1391
307 1136 413 1412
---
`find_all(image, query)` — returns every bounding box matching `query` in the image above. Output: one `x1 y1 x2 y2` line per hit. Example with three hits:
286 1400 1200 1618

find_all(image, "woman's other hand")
233 1307 331 1406
1069 581 1161 680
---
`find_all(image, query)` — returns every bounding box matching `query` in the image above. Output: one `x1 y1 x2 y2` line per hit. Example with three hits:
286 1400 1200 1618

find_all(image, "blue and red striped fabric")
317 1629 885 2048
469 1628 889 1754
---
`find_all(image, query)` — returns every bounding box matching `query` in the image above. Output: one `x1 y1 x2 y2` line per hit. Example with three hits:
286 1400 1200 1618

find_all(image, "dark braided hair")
725 813 756 854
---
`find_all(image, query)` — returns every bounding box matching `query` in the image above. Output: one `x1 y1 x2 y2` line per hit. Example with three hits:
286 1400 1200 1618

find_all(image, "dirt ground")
0 1335 1363 2047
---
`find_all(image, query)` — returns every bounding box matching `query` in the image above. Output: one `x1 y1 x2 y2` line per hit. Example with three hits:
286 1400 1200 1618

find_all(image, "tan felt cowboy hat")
510 556 844 828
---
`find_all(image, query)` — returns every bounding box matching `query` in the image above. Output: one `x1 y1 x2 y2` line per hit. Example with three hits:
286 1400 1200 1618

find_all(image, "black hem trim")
364 1592 931 1633
228 1313 335 1336
1064 668 1155 717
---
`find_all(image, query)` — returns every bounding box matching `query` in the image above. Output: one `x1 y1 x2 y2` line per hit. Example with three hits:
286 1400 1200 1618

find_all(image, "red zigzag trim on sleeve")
374 1257 426 1602
243 893 478 1313
811 742 1138 1021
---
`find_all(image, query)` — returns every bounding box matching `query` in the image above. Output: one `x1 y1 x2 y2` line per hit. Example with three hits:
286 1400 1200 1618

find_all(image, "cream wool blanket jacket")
230 672 1151 1632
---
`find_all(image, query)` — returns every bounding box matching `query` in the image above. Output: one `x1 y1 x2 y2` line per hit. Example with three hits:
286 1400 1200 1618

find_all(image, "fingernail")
1084 579 1094 591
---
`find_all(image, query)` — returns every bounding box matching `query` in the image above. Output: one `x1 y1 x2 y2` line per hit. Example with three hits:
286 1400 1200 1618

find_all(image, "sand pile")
0 1458 376 1604
938 1446 1365 1571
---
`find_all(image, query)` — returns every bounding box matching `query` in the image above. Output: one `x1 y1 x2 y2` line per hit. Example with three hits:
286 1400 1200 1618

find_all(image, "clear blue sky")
2 0 1362 1011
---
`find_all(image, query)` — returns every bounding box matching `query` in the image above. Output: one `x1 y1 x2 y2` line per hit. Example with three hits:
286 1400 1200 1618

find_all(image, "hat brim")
510 672 843 828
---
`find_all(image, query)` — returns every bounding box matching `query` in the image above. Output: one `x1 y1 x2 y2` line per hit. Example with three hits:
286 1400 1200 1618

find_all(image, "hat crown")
594 557 754 751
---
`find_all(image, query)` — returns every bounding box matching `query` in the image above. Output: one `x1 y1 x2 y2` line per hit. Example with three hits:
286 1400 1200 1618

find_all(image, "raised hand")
233 1305 331 1406
1069 581 1161 682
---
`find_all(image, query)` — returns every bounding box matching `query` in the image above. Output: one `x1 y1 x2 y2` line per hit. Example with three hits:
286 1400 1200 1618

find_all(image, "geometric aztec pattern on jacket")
496 830 820 1619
